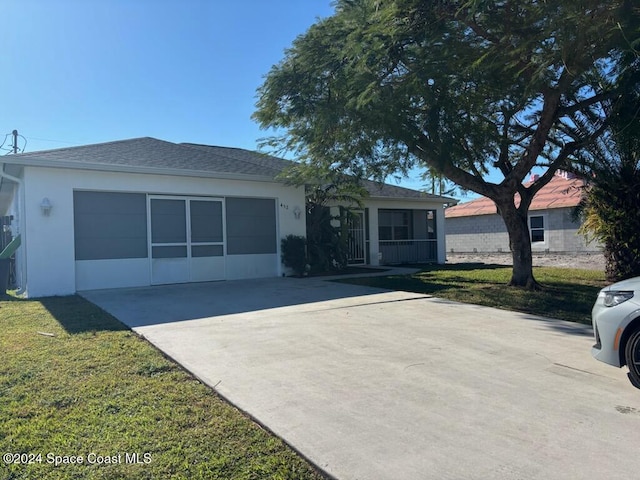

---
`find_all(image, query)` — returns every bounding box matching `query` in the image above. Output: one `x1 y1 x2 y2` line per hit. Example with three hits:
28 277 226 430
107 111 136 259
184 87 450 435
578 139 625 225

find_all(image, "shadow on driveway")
80 276 409 328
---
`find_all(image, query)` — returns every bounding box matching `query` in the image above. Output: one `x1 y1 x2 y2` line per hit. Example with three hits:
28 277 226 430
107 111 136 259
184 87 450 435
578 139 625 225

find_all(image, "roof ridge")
181 143 255 153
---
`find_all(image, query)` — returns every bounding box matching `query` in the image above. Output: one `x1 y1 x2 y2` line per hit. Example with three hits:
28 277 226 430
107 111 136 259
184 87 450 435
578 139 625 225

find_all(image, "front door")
149 196 225 285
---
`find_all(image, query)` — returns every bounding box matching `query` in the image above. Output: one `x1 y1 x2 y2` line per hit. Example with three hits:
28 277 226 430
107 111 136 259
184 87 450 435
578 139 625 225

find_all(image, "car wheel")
625 328 640 389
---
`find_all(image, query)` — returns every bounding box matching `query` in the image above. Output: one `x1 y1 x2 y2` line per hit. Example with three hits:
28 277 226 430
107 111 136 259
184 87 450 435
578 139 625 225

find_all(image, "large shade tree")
254 0 639 288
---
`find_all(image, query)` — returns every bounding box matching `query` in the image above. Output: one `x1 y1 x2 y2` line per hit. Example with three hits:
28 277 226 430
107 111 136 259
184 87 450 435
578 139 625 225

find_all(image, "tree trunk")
497 202 541 290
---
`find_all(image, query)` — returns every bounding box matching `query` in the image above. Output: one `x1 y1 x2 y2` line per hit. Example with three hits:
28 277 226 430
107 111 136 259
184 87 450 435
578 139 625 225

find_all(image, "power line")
0 134 10 152
24 136 80 146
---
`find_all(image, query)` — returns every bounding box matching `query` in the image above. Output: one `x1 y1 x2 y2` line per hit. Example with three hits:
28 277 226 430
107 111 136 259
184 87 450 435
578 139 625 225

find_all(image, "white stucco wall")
21 166 305 297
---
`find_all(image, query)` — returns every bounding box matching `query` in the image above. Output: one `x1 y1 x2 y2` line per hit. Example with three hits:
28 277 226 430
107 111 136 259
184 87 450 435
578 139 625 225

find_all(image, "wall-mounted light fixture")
40 197 52 216
293 206 302 220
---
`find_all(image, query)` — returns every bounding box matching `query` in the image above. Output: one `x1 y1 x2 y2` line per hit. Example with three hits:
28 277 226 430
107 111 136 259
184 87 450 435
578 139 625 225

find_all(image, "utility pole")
12 130 18 154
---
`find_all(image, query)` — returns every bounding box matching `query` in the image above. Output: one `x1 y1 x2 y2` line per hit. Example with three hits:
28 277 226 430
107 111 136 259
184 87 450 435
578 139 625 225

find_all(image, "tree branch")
557 90 619 117
408 132 499 199
509 68 574 182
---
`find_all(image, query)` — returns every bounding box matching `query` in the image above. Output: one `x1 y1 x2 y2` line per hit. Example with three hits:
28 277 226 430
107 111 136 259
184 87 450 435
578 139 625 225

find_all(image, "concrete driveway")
81 276 640 480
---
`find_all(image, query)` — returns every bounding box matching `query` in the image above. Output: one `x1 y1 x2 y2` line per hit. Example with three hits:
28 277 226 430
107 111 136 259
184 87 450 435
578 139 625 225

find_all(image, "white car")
592 276 640 388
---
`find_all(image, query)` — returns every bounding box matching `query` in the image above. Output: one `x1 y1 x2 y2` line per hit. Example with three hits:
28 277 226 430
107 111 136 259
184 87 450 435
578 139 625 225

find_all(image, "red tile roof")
445 173 585 218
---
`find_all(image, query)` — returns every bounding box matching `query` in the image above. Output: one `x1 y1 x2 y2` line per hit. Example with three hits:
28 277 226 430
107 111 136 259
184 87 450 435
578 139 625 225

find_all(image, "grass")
337 263 607 324
0 264 605 478
0 294 325 480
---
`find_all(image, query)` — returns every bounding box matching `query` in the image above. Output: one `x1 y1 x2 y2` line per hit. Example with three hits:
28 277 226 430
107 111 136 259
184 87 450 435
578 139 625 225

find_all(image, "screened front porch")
378 208 438 264
347 208 439 265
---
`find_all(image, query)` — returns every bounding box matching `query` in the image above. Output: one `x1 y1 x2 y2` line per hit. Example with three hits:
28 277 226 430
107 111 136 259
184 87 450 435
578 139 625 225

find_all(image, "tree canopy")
254 0 639 287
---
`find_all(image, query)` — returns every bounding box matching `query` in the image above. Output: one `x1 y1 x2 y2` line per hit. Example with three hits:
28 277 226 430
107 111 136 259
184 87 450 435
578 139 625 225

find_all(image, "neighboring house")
0 137 453 297
444 171 600 254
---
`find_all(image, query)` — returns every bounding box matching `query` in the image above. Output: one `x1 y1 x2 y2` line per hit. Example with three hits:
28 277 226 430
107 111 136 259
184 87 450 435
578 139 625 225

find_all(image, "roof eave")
367 194 457 204
5 157 279 183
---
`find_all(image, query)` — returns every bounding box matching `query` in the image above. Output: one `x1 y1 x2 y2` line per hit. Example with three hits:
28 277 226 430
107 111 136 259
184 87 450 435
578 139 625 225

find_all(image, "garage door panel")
75 192 278 288
73 191 147 261
226 198 276 255
76 238 148 261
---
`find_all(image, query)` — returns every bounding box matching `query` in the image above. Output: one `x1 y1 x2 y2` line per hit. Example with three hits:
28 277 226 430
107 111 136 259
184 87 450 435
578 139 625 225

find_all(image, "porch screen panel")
413 210 437 240
226 198 276 255
427 210 437 239
74 191 147 260
378 209 412 241
190 200 223 243
378 210 393 241
151 199 186 244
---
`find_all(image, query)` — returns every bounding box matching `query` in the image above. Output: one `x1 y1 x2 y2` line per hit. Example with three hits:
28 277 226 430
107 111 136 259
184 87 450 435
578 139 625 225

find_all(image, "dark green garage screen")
74 191 148 260
226 198 276 255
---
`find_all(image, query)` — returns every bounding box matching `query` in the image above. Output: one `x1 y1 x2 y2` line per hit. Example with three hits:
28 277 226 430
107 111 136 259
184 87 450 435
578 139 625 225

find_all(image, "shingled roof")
1 137 280 180
445 172 585 218
1 136 454 203
184 142 454 202
181 143 291 176
360 179 455 202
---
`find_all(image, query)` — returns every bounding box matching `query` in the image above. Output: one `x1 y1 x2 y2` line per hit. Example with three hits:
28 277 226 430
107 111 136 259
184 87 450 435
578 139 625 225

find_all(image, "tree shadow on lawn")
402 262 509 271
1 292 129 334
429 279 599 327
341 264 599 333
39 295 130 335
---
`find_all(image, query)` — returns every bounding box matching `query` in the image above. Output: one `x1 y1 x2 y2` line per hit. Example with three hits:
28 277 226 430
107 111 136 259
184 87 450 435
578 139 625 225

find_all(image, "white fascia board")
1 158 278 183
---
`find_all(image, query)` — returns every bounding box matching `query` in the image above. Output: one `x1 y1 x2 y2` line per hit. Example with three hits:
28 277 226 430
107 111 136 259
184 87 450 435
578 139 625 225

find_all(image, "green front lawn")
0 295 325 480
338 264 607 324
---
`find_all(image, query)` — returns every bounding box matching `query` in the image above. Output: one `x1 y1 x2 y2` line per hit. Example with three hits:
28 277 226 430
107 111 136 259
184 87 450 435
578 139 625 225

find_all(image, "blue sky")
2 2 332 151
0 0 461 193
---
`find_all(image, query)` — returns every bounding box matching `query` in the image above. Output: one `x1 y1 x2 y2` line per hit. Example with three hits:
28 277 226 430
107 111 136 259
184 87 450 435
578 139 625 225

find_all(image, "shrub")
281 235 308 276
306 205 349 274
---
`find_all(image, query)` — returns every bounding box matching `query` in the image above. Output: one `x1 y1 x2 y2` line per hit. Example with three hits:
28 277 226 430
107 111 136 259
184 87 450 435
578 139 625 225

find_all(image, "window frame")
378 209 412 241
528 213 547 246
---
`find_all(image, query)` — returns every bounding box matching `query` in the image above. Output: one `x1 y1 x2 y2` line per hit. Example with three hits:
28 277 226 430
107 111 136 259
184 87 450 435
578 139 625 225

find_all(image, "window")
529 215 545 243
379 209 411 241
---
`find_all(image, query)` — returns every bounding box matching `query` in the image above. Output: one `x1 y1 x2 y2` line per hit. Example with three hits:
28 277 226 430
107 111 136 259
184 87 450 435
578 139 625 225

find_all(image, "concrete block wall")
554 209 601 252
445 208 601 253
445 214 509 253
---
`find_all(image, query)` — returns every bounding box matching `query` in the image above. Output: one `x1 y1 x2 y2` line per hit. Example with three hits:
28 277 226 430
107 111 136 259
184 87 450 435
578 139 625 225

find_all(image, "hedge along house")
444 171 601 254
0 137 306 297
0 137 453 297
